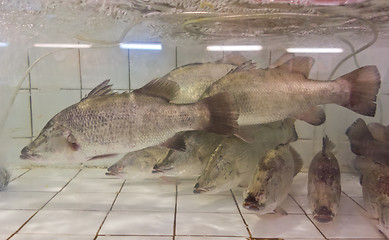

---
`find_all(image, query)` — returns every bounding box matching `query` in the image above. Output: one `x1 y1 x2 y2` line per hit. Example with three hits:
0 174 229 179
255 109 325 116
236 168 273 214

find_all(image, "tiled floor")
0 168 387 240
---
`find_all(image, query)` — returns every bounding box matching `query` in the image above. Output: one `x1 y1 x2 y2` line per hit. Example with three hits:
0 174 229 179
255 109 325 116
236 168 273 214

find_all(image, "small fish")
308 136 341 223
243 144 302 215
0 166 10 191
194 119 298 194
359 158 389 237
20 79 239 162
106 147 170 177
202 55 381 128
346 118 389 166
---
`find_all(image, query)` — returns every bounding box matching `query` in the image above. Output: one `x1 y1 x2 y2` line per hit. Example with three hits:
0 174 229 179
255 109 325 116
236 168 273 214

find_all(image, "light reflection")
119 43 162 50
0 42 8 47
207 45 263 51
286 48 344 53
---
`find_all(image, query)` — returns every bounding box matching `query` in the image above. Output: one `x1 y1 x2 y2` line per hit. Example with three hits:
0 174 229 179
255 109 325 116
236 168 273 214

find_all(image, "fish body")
203 57 380 126
308 136 341 223
243 144 299 214
346 118 389 166
360 160 389 237
20 79 238 162
194 119 298 193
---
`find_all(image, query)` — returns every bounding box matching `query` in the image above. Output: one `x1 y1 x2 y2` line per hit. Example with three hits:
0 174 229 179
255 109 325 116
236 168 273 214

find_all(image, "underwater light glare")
207 45 263 51
34 43 92 48
120 43 162 50
0 42 8 47
286 48 344 53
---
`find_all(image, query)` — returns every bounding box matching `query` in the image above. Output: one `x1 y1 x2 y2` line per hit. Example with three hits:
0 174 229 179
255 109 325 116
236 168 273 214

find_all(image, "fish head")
20 119 82 162
312 206 335 223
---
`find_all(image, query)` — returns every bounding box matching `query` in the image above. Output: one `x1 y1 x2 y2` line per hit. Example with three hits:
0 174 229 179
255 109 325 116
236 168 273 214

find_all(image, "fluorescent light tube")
286 48 344 53
207 45 263 51
120 43 162 50
0 42 8 47
34 43 92 48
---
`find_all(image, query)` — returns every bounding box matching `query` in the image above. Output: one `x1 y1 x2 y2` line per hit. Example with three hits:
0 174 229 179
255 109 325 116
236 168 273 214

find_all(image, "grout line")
78 46 83 100
173 184 178 240
7 168 82 240
93 179 126 240
26 52 34 139
175 46 178 68
342 190 367 211
128 49 131 90
230 189 252 239
10 169 31 182
289 194 328 240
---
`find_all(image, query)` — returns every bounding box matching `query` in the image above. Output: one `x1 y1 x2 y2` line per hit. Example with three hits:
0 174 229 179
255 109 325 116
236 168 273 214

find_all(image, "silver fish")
346 118 389 166
243 144 302 215
202 56 380 127
359 158 389 237
106 147 170 177
308 136 341 223
0 166 10 191
194 119 298 194
20 79 239 162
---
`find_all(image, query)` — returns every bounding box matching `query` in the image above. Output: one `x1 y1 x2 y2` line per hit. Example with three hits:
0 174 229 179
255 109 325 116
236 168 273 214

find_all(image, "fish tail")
336 66 380 117
200 93 239 136
345 118 374 156
322 135 335 157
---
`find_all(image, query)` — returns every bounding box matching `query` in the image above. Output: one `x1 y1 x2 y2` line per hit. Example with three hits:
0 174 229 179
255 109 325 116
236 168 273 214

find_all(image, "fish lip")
19 152 40 160
193 185 215 194
243 199 264 211
313 214 334 223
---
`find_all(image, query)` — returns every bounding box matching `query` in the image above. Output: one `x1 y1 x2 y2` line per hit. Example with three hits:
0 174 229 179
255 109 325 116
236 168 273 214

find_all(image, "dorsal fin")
277 56 314 78
269 53 295 69
82 79 116 101
228 60 257 74
133 78 180 102
322 135 335 158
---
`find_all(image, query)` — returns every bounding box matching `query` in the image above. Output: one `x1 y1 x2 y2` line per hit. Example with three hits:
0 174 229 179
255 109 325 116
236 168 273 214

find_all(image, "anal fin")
295 106 326 126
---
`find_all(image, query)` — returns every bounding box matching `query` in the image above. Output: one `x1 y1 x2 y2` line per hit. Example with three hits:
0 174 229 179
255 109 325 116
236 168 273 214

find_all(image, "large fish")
0 165 10 191
346 118 389 166
242 144 302 215
359 158 389 238
202 56 381 127
194 119 298 194
308 136 341 223
20 79 239 162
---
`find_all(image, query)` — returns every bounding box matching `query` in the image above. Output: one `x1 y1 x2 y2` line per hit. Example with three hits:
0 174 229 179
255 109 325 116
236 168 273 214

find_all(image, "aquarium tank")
0 0 389 239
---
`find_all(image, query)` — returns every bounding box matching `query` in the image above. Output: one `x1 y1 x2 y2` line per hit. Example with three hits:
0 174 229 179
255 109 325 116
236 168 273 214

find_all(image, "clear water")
0 0 388 239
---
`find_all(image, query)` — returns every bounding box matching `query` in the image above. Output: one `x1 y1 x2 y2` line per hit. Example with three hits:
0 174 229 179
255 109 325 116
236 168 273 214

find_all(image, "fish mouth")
20 147 40 160
243 196 263 211
152 166 174 174
193 182 214 194
313 207 334 223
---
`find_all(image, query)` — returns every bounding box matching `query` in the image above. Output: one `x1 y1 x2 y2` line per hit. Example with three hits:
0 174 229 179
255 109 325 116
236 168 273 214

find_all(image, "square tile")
290 172 308 196
292 196 365 216
62 178 124 193
243 214 323 238
235 195 304 215
176 212 247 236
11 233 95 240
80 47 129 90
176 237 246 240
177 194 238 213
3 90 31 138
45 192 116 211
99 211 174 235
0 210 35 234
28 47 81 89
31 89 81 136
311 214 385 239
177 45 221 66
7 177 69 192
97 236 172 240
20 210 106 235
21 168 79 179
120 179 176 193
76 168 111 178
129 46 176 89
112 192 175 212
2 138 31 168
0 192 55 210
10 168 30 181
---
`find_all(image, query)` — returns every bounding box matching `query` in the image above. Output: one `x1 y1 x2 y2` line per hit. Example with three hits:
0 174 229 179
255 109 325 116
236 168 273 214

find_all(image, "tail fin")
200 93 239 136
346 118 374 155
336 66 380 117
